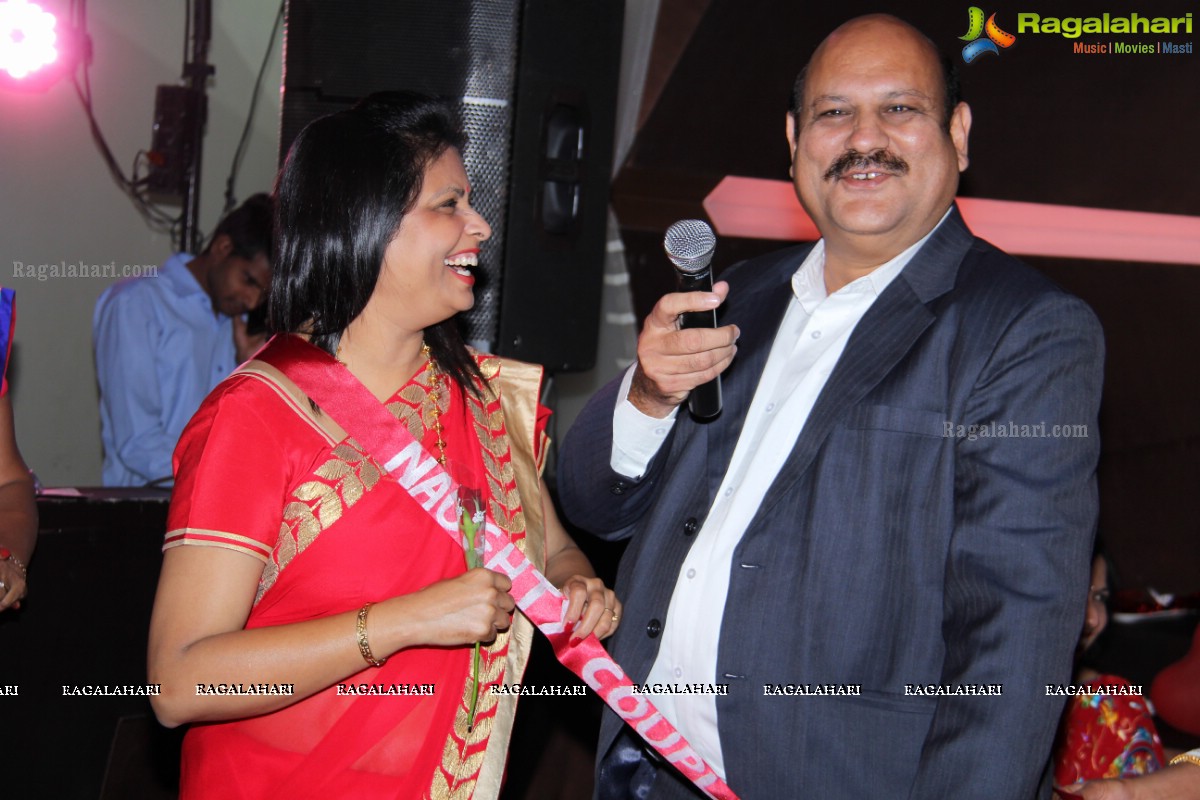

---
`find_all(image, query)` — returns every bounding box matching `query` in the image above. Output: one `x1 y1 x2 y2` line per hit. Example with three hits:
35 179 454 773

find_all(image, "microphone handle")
677 270 723 419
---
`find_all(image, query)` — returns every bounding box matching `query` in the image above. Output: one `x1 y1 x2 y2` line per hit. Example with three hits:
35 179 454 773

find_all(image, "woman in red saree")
148 93 620 799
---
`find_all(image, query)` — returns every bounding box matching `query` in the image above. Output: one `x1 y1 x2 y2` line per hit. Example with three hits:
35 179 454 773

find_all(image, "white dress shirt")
610 215 947 776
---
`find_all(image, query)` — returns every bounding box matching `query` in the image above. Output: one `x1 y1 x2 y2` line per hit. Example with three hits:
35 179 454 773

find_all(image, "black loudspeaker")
2 494 177 797
280 1 624 372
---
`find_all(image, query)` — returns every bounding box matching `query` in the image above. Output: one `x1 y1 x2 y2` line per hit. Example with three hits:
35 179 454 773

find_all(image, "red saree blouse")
164 340 549 799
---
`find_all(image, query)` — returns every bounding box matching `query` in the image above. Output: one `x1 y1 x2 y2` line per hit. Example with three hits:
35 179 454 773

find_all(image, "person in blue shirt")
94 194 273 487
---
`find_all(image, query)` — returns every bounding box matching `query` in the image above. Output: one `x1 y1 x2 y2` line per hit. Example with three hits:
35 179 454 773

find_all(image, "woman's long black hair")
270 91 485 396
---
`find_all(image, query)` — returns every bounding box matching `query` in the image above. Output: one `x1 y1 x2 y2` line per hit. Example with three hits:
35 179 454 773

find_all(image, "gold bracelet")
1169 752 1200 769
356 602 386 667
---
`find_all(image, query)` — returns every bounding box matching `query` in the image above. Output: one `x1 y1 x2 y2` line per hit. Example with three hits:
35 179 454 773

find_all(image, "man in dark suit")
557 14 1104 800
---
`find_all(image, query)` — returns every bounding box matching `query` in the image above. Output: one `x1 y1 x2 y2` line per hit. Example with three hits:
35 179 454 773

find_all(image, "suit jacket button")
682 517 698 536
610 481 627 495
646 618 662 638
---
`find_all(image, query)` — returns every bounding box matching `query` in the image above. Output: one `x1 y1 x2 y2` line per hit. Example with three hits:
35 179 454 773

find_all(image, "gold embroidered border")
163 527 274 562
248 354 536 799
430 631 509 800
474 357 546 800
255 364 446 604
428 355 532 800
257 439 383 603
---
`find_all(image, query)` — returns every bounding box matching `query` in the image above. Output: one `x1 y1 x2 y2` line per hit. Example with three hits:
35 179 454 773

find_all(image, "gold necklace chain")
336 336 447 467
422 342 447 467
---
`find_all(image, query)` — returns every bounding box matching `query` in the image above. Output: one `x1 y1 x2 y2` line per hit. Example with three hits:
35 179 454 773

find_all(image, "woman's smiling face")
368 146 492 333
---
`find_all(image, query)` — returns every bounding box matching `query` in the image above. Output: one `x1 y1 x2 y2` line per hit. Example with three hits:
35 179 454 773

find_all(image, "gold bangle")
356 602 386 667
1169 752 1200 769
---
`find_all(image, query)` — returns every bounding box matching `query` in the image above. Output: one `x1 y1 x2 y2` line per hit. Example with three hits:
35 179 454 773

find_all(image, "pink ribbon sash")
261 336 739 800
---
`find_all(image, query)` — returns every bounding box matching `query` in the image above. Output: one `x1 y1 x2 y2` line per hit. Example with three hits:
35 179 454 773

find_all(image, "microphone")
663 219 722 419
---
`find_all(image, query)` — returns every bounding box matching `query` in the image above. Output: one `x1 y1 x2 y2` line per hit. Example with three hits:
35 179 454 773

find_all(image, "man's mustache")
823 150 910 181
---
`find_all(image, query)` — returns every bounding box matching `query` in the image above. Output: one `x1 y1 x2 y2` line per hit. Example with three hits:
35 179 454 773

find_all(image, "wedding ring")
612 613 620 622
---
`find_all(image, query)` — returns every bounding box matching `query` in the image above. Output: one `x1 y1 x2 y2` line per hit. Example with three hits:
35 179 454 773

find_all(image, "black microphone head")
664 219 716 275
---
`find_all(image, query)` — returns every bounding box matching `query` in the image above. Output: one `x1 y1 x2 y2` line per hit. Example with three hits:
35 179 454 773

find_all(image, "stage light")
0 0 76 90
0 0 58 78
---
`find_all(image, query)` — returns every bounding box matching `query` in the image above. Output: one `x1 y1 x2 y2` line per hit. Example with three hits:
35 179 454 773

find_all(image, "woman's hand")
0 555 26 612
0 394 37 614
149 549 515 728
1060 762 1200 800
1070 784 1135 800
393 568 515 648
560 574 621 641
540 477 622 641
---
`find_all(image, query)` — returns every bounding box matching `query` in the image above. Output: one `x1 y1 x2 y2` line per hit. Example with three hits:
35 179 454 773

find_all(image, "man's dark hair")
204 193 273 261
269 91 483 396
788 53 962 136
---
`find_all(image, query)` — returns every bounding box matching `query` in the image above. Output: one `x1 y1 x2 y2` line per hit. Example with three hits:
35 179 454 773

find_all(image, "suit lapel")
750 208 975 520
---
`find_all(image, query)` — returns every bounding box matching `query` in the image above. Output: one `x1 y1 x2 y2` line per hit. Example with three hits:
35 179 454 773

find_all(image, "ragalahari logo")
960 7 1017 62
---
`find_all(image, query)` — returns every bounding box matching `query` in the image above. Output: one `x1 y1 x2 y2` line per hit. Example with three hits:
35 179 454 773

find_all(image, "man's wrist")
627 364 680 419
611 364 677 477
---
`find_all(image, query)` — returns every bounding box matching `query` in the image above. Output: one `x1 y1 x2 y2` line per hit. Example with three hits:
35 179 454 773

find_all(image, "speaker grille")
459 100 512 347
457 2 519 346
280 0 623 369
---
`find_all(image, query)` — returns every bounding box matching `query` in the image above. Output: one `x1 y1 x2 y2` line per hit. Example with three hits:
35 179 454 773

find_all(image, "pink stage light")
703 175 1200 267
0 0 59 81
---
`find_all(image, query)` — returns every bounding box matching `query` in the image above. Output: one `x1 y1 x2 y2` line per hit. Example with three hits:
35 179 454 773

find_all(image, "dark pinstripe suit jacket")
558 207 1104 800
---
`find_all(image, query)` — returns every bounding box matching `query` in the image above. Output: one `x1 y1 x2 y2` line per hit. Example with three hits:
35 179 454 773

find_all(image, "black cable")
221 1 284 217
68 0 186 246
74 73 178 230
183 0 192 73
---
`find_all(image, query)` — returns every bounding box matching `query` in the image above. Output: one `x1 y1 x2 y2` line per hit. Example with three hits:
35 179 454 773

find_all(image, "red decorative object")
1151 624 1200 736
1054 675 1164 787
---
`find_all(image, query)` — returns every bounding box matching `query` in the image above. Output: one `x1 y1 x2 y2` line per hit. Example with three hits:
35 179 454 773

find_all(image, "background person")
0 288 36 612
1054 551 1165 788
93 194 273 487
